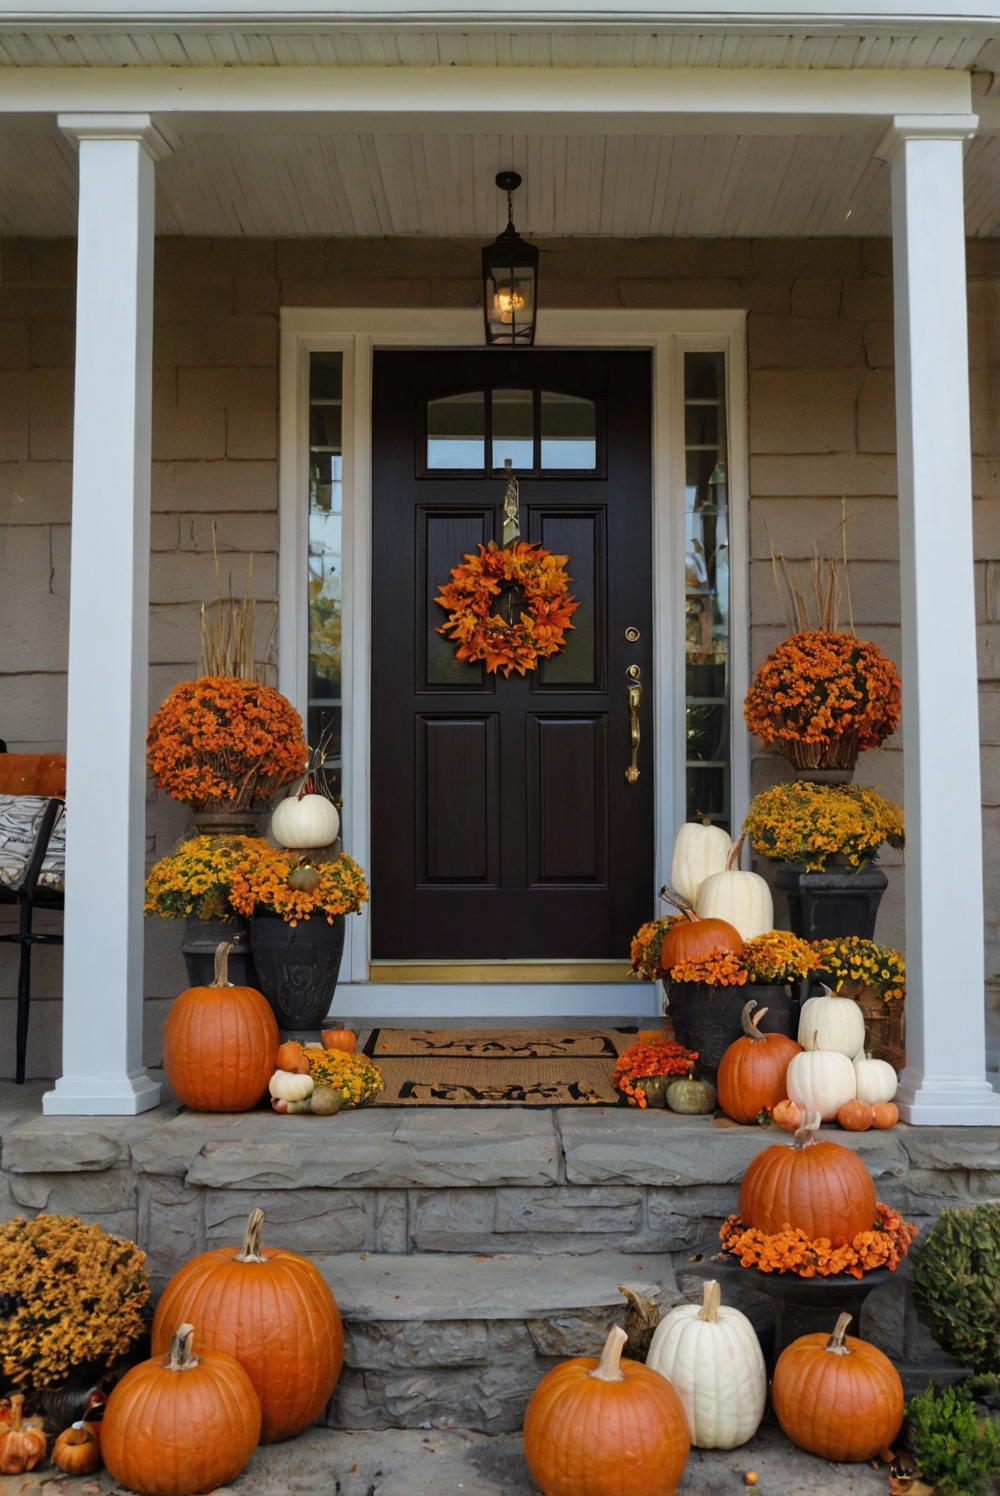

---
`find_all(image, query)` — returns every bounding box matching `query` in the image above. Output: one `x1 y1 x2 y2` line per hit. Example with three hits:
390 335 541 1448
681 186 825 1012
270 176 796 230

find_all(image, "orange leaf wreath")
434 540 579 678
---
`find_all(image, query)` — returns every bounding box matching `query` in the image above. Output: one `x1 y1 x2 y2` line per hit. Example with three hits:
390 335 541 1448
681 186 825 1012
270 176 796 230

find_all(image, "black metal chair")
0 742 65 1083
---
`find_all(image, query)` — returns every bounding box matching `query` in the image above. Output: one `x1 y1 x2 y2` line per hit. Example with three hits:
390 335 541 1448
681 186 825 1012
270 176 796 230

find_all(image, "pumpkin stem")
9 1394 23 1433
725 834 746 872
658 885 699 923
211 942 233 988
164 1324 200 1372
589 1325 628 1383
697 811 712 826
698 1280 722 1324
63 1424 90 1447
235 1207 267 1263
741 1000 768 1040
793 1111 823 1148
825 1313 854 1354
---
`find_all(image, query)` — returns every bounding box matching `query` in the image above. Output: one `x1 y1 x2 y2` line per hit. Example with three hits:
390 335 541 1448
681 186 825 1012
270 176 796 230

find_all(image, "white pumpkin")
786 1036 856 1121
694 863 773 941
646 1280 766 1450
853 1052 898 1105
670 817 732 904
268 1069 314 1102
271 793 340 850
797 985 866 1058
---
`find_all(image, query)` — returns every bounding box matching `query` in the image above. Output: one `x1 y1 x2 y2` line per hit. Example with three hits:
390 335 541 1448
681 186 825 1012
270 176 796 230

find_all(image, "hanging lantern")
482 171 538 347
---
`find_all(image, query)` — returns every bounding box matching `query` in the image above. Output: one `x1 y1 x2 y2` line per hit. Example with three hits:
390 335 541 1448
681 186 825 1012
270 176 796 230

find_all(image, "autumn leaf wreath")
434 540 579 678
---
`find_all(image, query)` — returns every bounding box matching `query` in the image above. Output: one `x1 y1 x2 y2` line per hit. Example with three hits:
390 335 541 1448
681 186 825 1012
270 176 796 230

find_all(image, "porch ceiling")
4 124 1000 237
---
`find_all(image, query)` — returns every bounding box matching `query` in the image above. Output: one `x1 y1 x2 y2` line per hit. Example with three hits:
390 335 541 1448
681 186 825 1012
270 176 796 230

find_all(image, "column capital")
875 112 979 163
57 112 172 160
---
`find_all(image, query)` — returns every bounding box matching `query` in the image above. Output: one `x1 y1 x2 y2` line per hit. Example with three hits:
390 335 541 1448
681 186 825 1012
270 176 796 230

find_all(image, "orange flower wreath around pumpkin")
435 540 579 678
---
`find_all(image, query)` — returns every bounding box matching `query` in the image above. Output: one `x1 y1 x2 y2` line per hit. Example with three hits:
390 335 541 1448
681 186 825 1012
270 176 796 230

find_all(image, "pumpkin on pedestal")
738 1113 877 1247
645 1280 766 1450
151 1208 343 1443
771 1312 903 1462
716 1001 801 1124
270 791 339 850
163 942 278 1112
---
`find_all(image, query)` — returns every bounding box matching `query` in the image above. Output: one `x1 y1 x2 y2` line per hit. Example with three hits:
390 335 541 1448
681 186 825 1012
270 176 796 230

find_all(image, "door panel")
371 348 654 961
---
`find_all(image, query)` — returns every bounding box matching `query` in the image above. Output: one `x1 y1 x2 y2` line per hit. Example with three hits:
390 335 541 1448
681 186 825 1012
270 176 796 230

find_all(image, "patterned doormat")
367 1027 637 1106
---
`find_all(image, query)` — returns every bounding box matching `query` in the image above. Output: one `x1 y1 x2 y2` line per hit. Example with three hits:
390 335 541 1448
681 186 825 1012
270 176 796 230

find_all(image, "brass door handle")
626 666 642 784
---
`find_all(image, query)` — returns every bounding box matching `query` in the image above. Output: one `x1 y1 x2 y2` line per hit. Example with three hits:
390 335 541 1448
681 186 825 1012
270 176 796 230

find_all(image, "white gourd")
268 1069 314 1102
646 1280 766 1450
786 1033 856 1121
853 1052 898 1105
694 838 773 940
271 793 340 850
797 984 866 1058
670 817 732 904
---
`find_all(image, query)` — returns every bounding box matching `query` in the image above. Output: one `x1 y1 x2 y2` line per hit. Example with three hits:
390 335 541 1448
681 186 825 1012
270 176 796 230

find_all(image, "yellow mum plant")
743 782 904 871
144 834 257 922
813 936 906 1002
744 930 820 985
303 1046 384 1107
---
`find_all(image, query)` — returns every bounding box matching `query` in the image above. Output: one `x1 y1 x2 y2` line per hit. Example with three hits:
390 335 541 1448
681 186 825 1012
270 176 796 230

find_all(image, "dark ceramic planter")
743 1265 894 1362
775 861 888 941
249 910 346 1031
181 916 260 992
667 981 802 1082
742 983 801 1040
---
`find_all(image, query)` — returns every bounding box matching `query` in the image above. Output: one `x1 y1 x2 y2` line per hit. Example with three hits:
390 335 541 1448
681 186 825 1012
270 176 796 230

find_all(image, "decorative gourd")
665 1074 716 1115
322 1028 357 1054
771 1313 904 1462
523 1325 690 1496
786 1032 856 1121
52 1421 102 1477
716 1001 801 1124
659 888 744 971
872 1101 899 1129
645 1280 766 1450
310 1086 343 1115
670 816 732 904
836 1099 874 1132
163 943 278 1113
268 1069 314 1102
102 1325 260 1496
0 1395 46 1474
151 1209 344 1444
287 864 321 894
853 1053 898 1106
271 792 339 850
772 1098 805 1133
797 984 866 1058
276 1040 311 1074
694 838 774 941
738 1113 877 1247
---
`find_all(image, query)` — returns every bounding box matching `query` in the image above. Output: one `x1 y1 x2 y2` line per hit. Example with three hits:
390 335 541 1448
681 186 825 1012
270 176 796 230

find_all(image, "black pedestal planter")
667 981 802 1081
744 1265 893 1362
181 917 260 991
742 983 801 1039
776 863 888 940
249 910 346 1031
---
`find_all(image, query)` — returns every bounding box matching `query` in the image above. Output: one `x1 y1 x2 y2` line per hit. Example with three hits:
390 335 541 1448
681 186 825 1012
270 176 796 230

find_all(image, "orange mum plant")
228 842 368 926
435 540 579 678
613 1038 700 1107
744 630 901 770
720 1204 918 1280
147 677 307 812
630 916 683 982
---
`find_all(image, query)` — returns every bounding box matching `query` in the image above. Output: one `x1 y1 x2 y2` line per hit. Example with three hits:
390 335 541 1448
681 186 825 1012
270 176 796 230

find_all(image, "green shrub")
905 1383 1000 1496
912 1203 1000 1373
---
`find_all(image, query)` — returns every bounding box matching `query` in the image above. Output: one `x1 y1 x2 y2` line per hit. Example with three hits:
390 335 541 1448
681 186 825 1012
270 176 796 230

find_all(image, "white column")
876 113 1000 1124
44 115 169 1115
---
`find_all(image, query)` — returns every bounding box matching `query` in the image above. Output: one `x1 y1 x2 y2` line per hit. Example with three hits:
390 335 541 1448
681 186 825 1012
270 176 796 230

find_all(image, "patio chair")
0 743 66 1083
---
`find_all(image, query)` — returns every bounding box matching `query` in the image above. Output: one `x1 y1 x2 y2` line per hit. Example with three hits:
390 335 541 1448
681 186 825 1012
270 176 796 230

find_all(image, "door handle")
626 665 642 784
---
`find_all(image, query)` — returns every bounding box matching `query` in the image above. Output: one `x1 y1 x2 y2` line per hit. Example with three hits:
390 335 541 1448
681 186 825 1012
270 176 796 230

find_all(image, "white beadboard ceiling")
4 125 1000 238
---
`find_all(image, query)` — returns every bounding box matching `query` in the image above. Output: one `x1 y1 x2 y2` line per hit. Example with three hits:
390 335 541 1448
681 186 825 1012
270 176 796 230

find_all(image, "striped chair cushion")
0 795 65 891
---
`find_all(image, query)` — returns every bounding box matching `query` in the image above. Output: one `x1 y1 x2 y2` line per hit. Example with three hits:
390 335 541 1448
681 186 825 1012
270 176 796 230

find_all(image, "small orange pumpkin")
659 887 744 971
0 1395 46 1474
523 1325 690 1496
163 943 278 1112
276 1041 311 1073
772 1098 805 1133
872 1101 899 1129
771 1313 903 1462
52 1421 102 1477
837 1099 874 1132
739 1112 877 1246
321 1029 357 1054
717 1001 801 1124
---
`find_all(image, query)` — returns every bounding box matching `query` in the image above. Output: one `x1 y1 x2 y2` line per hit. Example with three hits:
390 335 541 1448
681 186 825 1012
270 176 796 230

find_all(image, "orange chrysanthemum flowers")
147 677 307 811
613 1039 700 1107
720 1204 918 1280
744 630 901 770
435 541 579 678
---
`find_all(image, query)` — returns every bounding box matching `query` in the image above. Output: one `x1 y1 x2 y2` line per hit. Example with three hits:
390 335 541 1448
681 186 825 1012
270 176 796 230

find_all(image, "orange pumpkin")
837 1099 874 1131
717 1001 801 1124
151 1208 343 1443
163 943 278 1112
0 1396 46 1474
771 1313 903 1462
322 1029 357 1054
872 1102 899 1129
102 1325 260 1496
52 1422 101 1477
276 1040 311 1073
523 1325 690 1496
772 1098 805 1133
738 1112 877 1247
659 889 744 971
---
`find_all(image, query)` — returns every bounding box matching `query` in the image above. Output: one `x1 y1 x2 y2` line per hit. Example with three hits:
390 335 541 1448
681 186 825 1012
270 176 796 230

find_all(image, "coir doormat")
367 1027 637 1107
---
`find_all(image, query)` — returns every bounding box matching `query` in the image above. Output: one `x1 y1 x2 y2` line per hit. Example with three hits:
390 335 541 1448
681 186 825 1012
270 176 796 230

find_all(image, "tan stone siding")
1 234 998 1074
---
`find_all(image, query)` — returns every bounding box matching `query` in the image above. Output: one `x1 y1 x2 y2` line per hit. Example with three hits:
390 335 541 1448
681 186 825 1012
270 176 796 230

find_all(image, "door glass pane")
427 391 485 469
541 390 596 469
309 351 344 798
492 388 534 469
684 350 730 831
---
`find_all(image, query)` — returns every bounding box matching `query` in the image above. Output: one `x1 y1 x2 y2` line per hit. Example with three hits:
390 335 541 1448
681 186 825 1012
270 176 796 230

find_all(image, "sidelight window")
308 351 344 795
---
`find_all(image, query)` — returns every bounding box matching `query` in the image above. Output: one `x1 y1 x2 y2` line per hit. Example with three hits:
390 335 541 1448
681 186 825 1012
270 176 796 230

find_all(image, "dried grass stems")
759 498 856 637
199 523 278 683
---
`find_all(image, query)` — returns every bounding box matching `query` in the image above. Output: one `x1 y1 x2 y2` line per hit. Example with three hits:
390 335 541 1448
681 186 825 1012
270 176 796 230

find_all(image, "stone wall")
2 235 1000 1071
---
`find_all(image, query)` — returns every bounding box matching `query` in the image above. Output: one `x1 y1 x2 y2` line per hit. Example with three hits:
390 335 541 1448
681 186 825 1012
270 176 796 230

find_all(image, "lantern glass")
483 243 538 346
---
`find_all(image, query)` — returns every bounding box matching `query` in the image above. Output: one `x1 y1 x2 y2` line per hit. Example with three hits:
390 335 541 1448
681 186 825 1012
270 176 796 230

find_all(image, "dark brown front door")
371 348 654 960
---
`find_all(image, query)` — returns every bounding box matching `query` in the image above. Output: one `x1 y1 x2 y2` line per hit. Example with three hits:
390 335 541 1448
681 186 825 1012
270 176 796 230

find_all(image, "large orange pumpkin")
151 1209 343 1443
716 1000 801 1124
738 1113 877 1246
101 1324 261 1496
659 888 743 972
163 943 278 1112
523 1325 690 1496
771 1313 904 1462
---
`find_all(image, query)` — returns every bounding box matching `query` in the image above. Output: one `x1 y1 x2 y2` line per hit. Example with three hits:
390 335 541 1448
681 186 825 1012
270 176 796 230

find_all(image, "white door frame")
278 306 749 1018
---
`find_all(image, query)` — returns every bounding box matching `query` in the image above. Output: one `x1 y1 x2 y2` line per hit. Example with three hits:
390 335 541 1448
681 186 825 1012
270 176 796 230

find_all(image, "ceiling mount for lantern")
482 170 538 347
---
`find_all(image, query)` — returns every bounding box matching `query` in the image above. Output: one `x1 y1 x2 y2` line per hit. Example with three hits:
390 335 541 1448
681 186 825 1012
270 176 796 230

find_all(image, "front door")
370 348 654 961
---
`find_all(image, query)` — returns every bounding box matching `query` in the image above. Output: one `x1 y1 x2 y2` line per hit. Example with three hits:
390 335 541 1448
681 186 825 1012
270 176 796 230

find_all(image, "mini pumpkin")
872 1101 899 1129
645 1280 766 1450
268 1069 314 1102
837 1099 874 1131
771 1312 903 1462
772 1098 805 1132
163 943 278 1113
738 1112 877 1246
665 1074 717 1115
716 1001 801 1124
52 1421 102 1477
322 1028 357 1054
0 1395 46 1475
276 1040 311 1074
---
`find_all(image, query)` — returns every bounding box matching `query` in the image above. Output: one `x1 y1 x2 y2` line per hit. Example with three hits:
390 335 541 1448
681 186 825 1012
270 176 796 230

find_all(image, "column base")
43 1070 162 1116
896 1072 1000 1126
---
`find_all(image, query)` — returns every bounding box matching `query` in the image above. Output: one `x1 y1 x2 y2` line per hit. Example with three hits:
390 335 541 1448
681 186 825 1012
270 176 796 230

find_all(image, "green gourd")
666 1074 717 1115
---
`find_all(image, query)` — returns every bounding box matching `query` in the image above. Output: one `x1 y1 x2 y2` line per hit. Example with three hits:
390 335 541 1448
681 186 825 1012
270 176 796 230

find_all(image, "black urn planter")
667 981 801 1082
181 917 260 991
249 910 346 1031
775 861 887 941
742 1265 894 1363
741 983 801 1040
